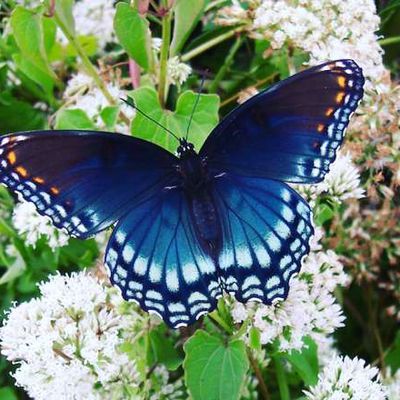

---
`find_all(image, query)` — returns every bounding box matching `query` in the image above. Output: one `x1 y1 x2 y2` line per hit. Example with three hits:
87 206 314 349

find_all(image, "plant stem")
247 349 270 400
181 27 243 62
378 36 400 46
209 35 243 93
220 72 278 107
53 11 130 125
208 311 233 335
273 355 290 400
158 0 172 107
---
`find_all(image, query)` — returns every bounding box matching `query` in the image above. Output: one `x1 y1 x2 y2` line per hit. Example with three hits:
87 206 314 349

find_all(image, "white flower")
12 201 69 250
304 356 388 399
63 72 135 133
321 152 365 202
218 0 386 91
383 368 400 400
167 57 192 86
0 272 142 400
152 37 163 53
232 247 349 351
294 152 364 204
56 0 115 49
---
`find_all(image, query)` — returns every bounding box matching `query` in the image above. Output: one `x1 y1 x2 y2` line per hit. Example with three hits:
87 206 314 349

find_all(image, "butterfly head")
177 138 195 158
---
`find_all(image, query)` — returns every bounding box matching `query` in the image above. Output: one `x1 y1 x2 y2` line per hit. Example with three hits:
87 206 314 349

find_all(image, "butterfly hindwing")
0 130 177 238
213 173 314 303
105 188 221 328
201 59 364 183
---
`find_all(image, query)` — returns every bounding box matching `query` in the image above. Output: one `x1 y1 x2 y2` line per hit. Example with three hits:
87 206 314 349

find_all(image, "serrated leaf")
114 2 152 70
183 330 249 400
130 87 219 153
249 327 261 351
0 387 18 400
10 6 57 80
100 106 120 129
55 0 75 35
284 337 319 386
0 246 26 285
13 53 55 96
0 95 46 133
170 0 206 56
385 330 400 372
314 203 335 226
65 35 98 57
147 325 183 370
55 109 96 130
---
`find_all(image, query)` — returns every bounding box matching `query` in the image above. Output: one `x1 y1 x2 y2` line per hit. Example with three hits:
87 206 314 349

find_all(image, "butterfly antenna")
121 97 180 142
185 74 206 140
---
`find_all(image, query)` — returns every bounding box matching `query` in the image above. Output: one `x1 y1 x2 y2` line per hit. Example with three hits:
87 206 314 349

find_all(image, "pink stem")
138 0 150 15
129 59 141 89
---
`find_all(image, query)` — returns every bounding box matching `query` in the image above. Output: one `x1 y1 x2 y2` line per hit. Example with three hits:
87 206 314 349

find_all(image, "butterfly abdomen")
188 188 221 255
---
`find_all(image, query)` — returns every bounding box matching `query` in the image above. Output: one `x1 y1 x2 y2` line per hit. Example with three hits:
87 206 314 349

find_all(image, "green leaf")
13 53 55 96
183 330 249 400
0 94 46 133
147 325 183 370
249 327 261 351
170 0 206 56
0 387 18 400
114 2 152 70
0 246 26 285
130 87 219 153
284 337 319 386
55 0 75 35
10 6 57 80
100 106 120 129
65 35 98 57
386 330 400 372
314 203 335 226
55 109 96 130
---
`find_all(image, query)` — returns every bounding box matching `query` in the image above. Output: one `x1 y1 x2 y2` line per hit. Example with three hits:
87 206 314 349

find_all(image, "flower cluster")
232 236 350 351
0 272 142 400
12 201 69 250
304 356 388 399
62 72 135 133
216 0 385 90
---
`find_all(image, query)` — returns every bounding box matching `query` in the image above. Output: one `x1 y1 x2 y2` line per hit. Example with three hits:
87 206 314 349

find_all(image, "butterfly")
0 60 364 328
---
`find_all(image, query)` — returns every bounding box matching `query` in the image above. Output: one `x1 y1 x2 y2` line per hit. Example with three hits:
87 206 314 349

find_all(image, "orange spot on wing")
16 166 28 177
336 92 345 103
33 177 45 184
325 107 334 117
50 186 60 195
317 124 324 133
337 76 346 88
7 151 16 165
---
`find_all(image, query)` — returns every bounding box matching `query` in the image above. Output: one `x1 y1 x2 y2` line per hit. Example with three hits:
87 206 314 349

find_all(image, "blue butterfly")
0 60 364 328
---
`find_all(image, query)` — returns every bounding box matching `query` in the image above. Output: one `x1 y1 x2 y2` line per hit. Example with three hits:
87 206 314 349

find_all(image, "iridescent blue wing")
0 130 177 238
201 59 364 183
105 188 221 328
213 173 313 303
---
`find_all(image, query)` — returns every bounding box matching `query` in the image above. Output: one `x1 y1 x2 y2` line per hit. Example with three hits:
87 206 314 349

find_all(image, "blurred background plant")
0 0 399 399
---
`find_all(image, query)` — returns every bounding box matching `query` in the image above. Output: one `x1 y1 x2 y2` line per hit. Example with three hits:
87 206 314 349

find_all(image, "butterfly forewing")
0 130 177 237
201 59 364 183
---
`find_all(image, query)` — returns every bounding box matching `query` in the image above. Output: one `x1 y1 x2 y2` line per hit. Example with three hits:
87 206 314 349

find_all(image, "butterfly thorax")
176 139 221 256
